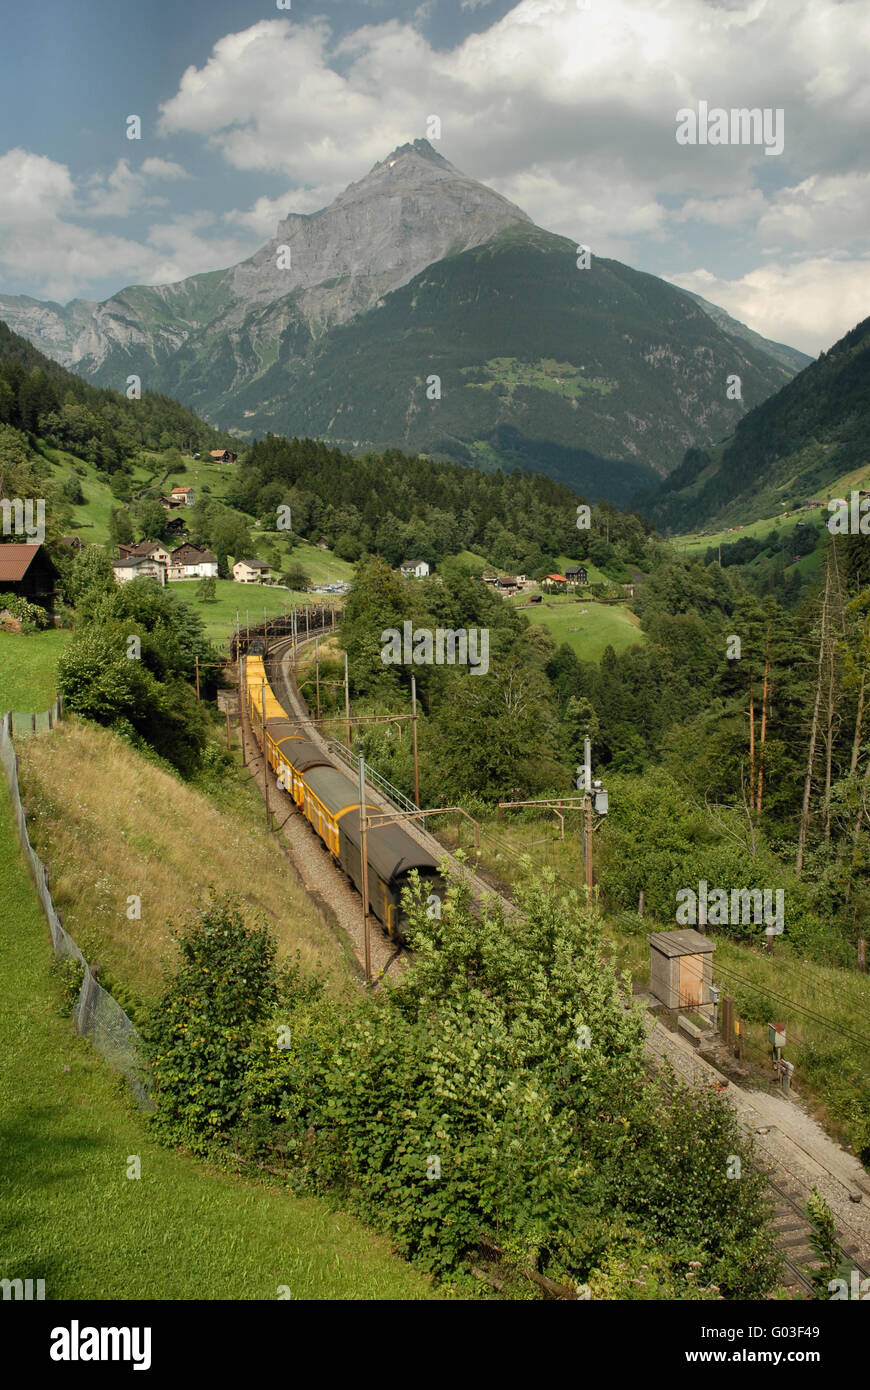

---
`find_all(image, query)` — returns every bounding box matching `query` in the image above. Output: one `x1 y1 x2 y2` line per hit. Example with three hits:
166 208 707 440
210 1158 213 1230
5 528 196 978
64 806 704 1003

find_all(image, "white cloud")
0 148 254 299
0 149 75 226
86 159 166 218
667 258 870 355
676 190 769 227
757 172 870 248
140 157 190 180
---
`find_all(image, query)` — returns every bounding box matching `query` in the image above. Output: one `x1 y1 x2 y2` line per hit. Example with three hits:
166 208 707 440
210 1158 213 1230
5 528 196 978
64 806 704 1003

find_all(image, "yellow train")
244 654 442 939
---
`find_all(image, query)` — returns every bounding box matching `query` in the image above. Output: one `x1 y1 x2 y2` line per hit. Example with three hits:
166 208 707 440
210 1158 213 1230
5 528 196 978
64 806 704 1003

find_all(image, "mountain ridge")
644 315 870 530
0 140 811 500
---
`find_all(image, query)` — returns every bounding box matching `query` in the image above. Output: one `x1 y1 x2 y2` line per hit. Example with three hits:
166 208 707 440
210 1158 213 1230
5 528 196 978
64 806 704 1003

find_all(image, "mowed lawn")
0 630 71 714
510 594 644 661
0 782 443 1300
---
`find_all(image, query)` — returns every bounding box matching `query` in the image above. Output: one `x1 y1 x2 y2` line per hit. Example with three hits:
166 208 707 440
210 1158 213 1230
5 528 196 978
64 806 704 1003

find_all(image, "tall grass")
16 720 353 1002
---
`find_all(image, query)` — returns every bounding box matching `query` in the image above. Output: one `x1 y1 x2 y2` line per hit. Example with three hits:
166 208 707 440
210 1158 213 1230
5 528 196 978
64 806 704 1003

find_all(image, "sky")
0 0 868 355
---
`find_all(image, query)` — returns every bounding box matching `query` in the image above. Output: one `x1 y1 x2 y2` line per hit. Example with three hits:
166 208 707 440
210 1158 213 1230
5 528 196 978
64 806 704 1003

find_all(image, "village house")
0 542 57 611
232 559 270 584
168 544 218 580
400 559 431 579
118 541 172 566
315 537 330 550
542 573 568 591
565 565 588 587
112 555 167 586
169 486 196 507
209 449 238 463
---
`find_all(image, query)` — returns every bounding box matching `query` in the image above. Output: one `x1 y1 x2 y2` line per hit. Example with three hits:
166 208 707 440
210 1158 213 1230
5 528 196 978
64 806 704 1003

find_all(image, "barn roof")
0 543 43 581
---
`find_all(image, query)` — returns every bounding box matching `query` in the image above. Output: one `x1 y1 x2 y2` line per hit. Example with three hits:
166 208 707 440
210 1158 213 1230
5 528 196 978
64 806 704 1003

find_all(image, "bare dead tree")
797 557 830 877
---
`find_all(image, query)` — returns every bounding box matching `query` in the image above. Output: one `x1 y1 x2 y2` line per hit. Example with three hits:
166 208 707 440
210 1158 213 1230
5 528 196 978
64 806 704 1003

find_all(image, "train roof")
339 807 441 885
267 722 332 772
305 764 364 816
303 766 439 883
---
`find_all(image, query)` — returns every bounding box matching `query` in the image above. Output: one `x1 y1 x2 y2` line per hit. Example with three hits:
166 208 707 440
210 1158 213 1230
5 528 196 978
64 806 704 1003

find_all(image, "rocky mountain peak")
227 142 532 325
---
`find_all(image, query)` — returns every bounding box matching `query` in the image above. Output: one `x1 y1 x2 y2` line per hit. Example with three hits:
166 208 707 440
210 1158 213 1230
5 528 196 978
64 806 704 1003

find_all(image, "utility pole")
583 733 594 891
344 651 351 751
359 750 371 987
314 637 321 720
261 680 270 833
194 655 200 700
411 675 420 808
238 651 246 766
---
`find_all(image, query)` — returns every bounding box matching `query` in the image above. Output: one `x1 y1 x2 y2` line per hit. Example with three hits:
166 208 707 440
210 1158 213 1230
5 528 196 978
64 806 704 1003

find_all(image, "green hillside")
648 315 870 531
214 226 796 504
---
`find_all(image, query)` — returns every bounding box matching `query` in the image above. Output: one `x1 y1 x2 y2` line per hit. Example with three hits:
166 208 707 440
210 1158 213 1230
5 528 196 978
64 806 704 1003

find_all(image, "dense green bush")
0 591 50 630
143 880 780 1297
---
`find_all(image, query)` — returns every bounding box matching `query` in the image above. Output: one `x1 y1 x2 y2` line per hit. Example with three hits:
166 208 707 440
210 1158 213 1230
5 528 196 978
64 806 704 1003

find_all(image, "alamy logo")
381 621 489 675
0 497 45 543
50 1321 152 1371
675 103 784 156
1 1277 45 1300
676 881 784 934
828 1270 870 1300
827 492 870 535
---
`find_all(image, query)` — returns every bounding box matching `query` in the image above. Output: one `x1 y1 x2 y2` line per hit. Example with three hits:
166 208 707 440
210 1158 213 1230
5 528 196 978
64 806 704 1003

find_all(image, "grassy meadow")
509 591 644 662
170 578 326 647
0 630 71 714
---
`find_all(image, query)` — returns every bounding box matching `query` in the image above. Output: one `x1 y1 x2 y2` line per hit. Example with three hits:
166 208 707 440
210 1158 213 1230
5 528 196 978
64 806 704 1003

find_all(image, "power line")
712 961 870 1051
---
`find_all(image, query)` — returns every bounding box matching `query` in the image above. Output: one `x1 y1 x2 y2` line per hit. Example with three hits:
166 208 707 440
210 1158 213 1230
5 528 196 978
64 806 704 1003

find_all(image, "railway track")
645 1020 870 1295
243 618 870 1299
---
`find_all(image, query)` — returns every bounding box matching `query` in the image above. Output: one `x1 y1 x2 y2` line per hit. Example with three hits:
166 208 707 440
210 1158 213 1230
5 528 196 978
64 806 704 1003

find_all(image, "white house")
169 486 196 507
168 544 218 580
113 541 171 585
400 559 430 579
233 559 270 584
112 556 166 586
